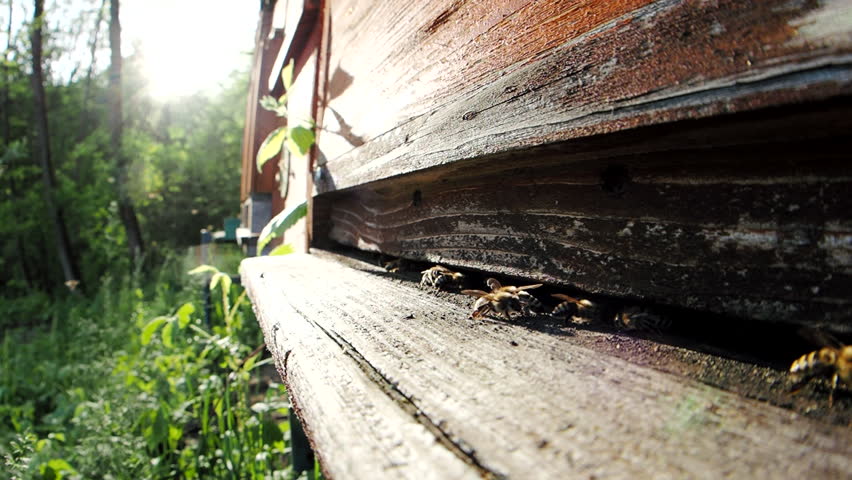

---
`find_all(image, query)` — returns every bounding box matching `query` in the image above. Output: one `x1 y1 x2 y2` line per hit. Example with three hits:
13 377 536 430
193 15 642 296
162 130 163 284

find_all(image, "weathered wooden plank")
317 102 852 331
242 253 852 479
315 0 852 191
242 257 481 479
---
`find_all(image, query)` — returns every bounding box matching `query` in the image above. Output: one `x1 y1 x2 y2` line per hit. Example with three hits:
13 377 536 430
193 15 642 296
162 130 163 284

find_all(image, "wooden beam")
242 252 852 479
316 0 852 192
243 255 481 479
317 101 852 332
268 0 320 97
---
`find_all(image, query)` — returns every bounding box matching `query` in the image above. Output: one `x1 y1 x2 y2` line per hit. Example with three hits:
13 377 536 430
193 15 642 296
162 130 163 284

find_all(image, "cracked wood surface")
315 0 852 193
244 260 480 479
316 101 852 331
241 252 852 479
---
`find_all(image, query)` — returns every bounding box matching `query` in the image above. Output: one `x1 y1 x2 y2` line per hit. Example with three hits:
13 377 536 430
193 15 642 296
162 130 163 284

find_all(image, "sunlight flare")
122 0 255 100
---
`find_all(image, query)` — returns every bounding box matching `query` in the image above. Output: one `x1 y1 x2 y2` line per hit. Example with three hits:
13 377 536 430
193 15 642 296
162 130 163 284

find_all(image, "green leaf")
141 316 170 345
46 458 77 474
176 302 195 328
285 125 315 157
257 201 308 253
161 320 175 349
242 349 262 373
281 58 294 91
221 274 232 295
48 432 66 442
168 424 182 450
268 244 295 256
256 127 288 173
151 408 169 447
260 94 288 116
259 95 280 112
188 265 219 276
209 272 232 294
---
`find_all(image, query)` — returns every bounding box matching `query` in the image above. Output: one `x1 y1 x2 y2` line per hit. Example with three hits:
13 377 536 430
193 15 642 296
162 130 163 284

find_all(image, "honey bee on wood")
420 265 465 290
614 306 671 333
485 278 544 315
551 294 600 324
461 289 523 322
789 330 852 406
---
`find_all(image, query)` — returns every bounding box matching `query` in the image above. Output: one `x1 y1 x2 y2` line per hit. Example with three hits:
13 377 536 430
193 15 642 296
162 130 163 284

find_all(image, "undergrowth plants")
1 252 294 479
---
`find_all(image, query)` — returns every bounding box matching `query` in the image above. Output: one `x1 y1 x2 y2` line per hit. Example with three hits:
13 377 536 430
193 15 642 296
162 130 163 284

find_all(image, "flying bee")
461 289 523 322
485 278 545 315
614 306 671 333
420 265 465 290
789 329 852 406
551 294 600 324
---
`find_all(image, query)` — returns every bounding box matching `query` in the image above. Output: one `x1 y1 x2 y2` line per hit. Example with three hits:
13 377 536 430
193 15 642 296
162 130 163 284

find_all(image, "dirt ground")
339 248 852 427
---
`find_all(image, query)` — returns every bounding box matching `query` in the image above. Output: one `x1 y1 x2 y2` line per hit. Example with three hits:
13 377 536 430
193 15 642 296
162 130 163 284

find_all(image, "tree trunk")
109 0 144 260
30 0 82 289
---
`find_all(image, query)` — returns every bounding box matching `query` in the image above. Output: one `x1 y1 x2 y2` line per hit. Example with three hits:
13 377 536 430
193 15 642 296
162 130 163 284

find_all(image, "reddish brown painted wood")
315 0 852 191
241 1 283 202
316 103 852 331
242 253 852 479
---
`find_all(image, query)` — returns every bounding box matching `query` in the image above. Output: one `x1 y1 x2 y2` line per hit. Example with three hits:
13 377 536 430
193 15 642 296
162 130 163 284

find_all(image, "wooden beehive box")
241 1 852 478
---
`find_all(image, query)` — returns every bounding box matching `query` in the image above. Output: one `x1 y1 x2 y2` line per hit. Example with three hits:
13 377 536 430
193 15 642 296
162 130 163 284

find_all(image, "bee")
551 294 600 324
461 289 523 322
614 306 671 333
789 330 852 406
420 265 465 290
383 258 404 273
485 278 544 315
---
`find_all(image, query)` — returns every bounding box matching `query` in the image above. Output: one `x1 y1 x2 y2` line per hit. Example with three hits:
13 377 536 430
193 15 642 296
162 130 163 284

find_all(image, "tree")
30 0 82 289
109 0 145 261
3 0 34 289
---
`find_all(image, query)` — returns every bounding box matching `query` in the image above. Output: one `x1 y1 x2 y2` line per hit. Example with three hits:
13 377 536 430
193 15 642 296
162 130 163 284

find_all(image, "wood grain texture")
315 0 852 191
242 257 481 480
242 253 852 479
318 101 852 331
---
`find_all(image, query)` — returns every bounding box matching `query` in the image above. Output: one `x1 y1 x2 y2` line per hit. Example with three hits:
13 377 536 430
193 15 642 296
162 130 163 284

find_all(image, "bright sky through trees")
122 0 257 99
1 0 257 100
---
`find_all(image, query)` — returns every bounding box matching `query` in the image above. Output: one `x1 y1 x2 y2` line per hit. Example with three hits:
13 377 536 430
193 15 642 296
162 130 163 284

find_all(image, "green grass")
0 251 296 479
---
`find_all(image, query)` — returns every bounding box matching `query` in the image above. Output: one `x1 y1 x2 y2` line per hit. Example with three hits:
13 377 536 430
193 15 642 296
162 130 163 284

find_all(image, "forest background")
1 0 300 478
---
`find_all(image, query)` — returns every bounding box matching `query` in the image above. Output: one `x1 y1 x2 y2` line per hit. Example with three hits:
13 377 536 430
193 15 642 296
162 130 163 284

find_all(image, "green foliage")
0 253 298 479
0 4 320 478
1 24 249 294
257 201 308 253
285 125 315 158
255 59 316 172
280 60 294 93
256 126 288 172
268 244 295 256
125 65 249 249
